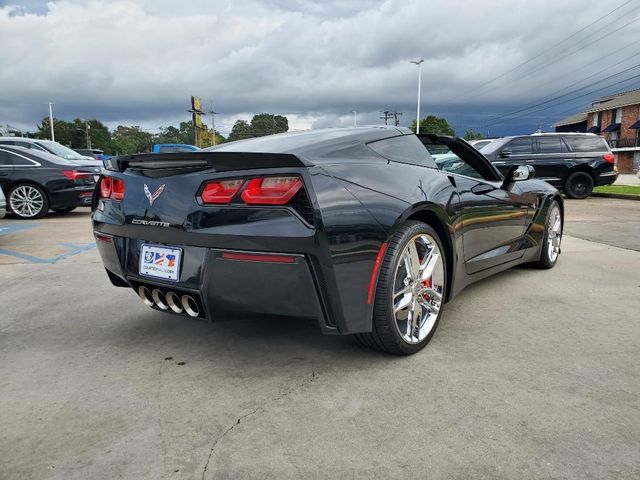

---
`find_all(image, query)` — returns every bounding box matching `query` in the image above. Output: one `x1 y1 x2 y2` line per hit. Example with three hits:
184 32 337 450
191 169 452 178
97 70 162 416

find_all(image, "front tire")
564 171 593 199
355 221 447 355
532 201 562 269
8 183 49 219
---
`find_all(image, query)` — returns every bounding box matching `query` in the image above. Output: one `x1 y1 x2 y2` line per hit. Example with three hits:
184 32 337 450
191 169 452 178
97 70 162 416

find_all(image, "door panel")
531 136 572 186
452 175 531 274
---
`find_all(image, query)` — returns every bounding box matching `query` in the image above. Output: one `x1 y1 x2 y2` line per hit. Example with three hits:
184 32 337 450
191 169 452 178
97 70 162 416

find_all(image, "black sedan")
92 127 563 355
0 145 100 219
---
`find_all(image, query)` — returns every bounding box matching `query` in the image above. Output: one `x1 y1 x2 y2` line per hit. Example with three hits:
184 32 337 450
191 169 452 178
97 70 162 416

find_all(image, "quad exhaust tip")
182 295 200 318
152 289 168 310
138 286 154 307
138 285 200 318
166 291 183 314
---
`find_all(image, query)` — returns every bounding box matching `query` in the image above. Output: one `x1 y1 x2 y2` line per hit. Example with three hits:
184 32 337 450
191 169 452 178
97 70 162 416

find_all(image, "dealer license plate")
139 244 182 281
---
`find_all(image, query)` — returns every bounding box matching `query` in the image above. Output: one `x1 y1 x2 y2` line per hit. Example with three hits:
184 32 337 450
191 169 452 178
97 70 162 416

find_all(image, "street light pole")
410 60 424 134
85 120 91 149
351 110 357 126
48 102 55 141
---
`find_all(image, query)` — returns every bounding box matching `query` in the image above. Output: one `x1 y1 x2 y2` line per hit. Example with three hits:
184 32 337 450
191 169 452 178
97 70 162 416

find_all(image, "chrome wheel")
10 185 45 218
547 205 562 263
392 234 445 344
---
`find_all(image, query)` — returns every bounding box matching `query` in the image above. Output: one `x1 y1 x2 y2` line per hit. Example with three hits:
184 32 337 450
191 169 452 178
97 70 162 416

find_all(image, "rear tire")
52 206 77 213
531 201 562 269
354 221 447 355
8 183 49 219
564 171 593 199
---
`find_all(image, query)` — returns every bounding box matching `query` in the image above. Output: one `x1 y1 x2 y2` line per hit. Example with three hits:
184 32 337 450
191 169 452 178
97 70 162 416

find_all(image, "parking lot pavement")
564 196 640 251
1 200 639 480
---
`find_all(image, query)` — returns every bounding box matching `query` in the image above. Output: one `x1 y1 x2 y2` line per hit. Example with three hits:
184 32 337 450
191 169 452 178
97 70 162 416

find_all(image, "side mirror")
502 165 534 189
499 149 512 158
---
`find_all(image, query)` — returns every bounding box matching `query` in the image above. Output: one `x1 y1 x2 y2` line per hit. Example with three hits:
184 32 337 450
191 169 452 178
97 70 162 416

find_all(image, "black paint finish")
92 127 561 335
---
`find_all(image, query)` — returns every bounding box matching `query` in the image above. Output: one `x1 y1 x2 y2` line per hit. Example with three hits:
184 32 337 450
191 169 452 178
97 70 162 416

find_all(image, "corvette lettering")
131 219 170 227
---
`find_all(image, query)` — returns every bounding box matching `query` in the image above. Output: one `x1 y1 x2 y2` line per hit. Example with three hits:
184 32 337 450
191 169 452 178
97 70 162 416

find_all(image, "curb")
592 192 640 201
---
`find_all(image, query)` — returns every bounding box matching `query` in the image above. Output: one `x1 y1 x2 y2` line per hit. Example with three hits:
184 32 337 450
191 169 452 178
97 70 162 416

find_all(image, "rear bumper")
94 231 336 334
594 170 618 187
50 187 95 208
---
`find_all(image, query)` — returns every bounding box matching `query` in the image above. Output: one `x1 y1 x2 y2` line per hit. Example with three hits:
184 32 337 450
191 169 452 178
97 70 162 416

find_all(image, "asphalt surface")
1 198 639 480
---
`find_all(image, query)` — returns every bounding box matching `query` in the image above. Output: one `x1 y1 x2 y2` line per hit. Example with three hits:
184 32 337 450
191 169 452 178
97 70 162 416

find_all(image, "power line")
454 0 640 102
481 62 640 124
482 72 640 127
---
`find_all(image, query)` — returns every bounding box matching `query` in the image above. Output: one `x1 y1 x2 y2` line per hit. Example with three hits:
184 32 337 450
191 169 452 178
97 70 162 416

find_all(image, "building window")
612 108 622 124
592 111 600 126
609 130 619 148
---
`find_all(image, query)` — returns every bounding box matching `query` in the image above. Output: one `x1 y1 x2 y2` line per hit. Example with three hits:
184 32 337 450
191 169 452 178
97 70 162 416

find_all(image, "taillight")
241 176 303 205
603 153 615 164
112 178 125 200
63 170 91 181
99 176 125 201
99 177 112 198
201 179 245 204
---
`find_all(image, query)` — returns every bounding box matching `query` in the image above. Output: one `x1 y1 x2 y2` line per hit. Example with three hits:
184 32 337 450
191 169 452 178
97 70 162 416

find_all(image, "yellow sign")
191 96 203 113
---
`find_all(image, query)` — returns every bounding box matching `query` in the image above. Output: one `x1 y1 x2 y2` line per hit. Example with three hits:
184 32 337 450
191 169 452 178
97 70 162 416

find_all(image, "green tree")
227 120 252 142
227 114 289 142
463 130 483 141
110 125 153 154
410 115 455 136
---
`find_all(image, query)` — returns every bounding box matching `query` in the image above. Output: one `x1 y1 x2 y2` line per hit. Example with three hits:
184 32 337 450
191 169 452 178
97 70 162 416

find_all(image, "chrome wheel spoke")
392 232 445 345
420 251 439 281
405 241 421 279
394 292 412 313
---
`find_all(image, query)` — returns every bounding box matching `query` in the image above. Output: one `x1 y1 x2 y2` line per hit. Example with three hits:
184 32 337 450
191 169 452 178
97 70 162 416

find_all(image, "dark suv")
481 133 617 199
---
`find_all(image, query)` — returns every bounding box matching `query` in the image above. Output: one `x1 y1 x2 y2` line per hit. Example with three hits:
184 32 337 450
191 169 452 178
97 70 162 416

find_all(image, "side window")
7 151 38 167
435 154 484 179
564 136 608 152
504 137 533 155
0 151 13 166
367 135 437 168
537 137 567 154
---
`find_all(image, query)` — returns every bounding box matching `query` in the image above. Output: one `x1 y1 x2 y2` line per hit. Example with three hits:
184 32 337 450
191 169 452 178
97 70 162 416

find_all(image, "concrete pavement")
0 200 639 480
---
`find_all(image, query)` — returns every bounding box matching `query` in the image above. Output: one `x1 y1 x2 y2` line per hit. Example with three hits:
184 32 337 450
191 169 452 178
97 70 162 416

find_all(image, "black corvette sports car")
92 126 563 354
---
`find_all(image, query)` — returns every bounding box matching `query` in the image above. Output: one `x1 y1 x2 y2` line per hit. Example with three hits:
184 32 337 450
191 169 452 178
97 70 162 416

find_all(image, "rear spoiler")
103 151 310 173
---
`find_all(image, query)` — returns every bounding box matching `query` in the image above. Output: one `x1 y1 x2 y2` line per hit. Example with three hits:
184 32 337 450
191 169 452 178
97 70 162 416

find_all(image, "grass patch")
594 185 640 196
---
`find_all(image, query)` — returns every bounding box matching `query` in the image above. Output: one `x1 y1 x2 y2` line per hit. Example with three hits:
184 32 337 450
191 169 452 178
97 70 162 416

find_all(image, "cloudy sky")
1 0 639 137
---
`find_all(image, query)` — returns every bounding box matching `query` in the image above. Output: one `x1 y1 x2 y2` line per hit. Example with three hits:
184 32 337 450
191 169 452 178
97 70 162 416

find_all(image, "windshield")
37 141 87 160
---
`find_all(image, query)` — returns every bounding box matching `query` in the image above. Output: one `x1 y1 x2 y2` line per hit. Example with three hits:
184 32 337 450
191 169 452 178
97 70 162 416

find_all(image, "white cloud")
0 0 638 135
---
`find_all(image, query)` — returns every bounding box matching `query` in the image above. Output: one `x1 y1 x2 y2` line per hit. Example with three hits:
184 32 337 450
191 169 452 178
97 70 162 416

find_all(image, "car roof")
0 144 95 166
204 126 412 156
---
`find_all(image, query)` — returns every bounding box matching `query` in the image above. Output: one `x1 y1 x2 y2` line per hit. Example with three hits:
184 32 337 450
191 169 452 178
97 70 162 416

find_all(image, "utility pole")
380 110 393 125
351 110 357 126
48 102 55 141
209 109 217 146
393 111 403 127
410 60 424 133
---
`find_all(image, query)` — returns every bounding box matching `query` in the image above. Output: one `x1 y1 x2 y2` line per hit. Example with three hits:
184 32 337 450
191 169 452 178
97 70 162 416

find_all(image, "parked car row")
0 145 101 219
469 132 617 199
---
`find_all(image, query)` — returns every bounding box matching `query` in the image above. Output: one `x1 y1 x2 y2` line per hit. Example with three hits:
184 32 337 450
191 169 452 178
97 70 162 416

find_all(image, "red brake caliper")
422 277 432 301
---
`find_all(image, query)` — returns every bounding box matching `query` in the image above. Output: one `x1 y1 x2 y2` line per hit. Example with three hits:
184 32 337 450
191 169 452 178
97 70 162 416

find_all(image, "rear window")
564 136 608 153
367 135 437 168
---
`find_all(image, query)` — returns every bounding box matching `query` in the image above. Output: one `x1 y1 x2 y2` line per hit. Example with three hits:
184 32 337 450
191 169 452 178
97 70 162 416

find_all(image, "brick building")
555 89 640 173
